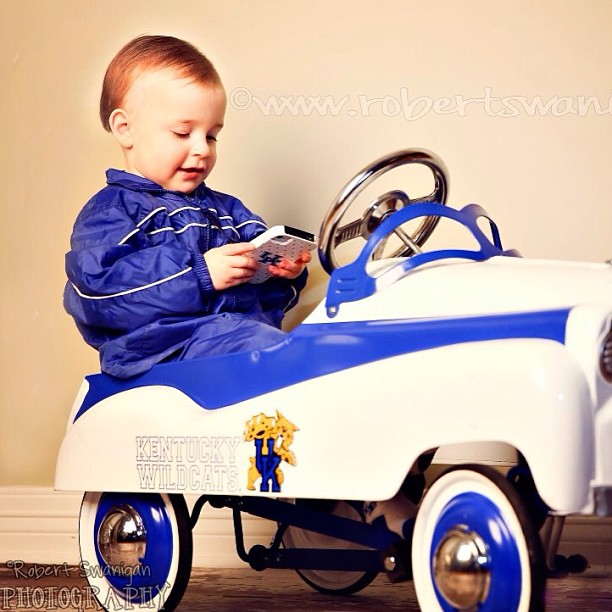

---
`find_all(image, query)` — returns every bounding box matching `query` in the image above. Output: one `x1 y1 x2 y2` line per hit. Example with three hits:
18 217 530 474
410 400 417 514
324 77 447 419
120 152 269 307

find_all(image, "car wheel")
282 500 378 595
79 492 192 611
412 465 545 611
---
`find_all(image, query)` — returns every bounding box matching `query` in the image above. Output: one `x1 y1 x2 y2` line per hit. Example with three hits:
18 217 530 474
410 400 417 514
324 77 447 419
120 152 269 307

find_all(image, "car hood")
304 256 612 324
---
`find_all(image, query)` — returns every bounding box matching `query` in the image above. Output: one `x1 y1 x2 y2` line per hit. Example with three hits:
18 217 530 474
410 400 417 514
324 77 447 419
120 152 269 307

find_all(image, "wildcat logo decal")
244 411 298 493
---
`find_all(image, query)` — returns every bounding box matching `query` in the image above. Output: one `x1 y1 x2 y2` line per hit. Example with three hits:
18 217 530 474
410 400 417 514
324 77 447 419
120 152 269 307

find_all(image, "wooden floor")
183 568 612 611
0 565 611 611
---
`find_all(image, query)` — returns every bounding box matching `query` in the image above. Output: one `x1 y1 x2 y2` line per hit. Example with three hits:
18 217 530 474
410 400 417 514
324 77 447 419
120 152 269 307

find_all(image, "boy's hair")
100 35 222 131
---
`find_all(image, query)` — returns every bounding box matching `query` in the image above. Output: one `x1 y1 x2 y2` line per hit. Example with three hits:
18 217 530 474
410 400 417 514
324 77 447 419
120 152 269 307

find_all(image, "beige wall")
2 0 612 486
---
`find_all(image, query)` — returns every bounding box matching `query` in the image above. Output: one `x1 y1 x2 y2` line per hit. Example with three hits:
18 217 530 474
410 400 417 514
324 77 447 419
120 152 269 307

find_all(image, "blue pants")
99 312 286 378
176 313 286 361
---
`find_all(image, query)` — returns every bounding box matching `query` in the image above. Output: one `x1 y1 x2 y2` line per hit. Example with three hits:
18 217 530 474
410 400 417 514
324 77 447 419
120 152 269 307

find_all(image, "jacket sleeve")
64 201 213 332
255 269 308 313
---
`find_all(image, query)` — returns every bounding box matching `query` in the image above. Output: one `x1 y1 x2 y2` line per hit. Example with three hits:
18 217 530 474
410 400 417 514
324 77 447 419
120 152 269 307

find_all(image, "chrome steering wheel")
318 149 449 273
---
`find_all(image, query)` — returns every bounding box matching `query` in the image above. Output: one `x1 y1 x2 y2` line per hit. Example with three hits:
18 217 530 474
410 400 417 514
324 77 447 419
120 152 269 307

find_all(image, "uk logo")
258 250 283 266
244 411 299 492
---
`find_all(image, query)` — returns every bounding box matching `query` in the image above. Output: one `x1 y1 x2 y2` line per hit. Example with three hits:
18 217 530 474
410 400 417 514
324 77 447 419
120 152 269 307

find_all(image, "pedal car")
55 149 612 611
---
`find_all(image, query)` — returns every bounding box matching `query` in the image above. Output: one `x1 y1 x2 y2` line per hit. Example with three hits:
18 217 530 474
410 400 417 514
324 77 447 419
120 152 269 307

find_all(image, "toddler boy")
64 35 310 378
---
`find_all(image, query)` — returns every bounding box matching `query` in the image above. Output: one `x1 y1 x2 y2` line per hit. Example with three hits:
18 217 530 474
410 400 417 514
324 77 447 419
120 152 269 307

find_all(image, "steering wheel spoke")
393 226 424 255
318 149 449 272
333 219 364 247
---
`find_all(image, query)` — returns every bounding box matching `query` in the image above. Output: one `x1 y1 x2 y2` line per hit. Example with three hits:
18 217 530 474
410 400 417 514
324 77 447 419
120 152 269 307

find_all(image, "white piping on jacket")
283 285 298 312
71 267 193 300
117 207 266 245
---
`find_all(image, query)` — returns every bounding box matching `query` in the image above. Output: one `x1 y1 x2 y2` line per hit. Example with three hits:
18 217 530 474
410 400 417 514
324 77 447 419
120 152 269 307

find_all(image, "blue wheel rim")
93 493 174 604
431 491 522 611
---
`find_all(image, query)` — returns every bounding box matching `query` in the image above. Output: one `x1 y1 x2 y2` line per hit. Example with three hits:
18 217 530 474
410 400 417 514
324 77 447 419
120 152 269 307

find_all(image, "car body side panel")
55 338 593 513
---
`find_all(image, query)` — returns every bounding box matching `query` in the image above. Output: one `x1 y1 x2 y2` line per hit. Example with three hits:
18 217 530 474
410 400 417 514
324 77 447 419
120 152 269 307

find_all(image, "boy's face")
115 69 226 193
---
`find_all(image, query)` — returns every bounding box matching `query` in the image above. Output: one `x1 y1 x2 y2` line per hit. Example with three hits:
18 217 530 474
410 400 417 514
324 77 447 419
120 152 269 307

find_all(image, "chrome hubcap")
433 525 491 609
97 504 146 573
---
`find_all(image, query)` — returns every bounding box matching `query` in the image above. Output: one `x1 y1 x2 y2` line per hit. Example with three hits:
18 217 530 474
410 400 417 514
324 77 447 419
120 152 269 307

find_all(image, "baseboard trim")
1 487 611 573
0 487 274 568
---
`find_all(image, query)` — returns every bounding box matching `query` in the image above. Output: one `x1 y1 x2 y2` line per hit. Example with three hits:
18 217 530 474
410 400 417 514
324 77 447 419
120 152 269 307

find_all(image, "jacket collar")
105 169 207 198
106 168 163 191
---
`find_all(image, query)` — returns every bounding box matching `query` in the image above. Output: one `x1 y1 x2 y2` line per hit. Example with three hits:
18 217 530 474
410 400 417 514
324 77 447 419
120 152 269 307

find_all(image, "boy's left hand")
267 251 312 280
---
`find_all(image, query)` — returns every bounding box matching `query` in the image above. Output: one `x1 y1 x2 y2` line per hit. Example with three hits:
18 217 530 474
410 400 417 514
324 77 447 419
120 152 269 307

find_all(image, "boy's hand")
267 251 312 280
204 243 258 290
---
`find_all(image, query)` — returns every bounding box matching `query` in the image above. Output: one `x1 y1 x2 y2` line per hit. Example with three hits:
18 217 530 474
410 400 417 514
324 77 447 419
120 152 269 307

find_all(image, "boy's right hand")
204 243 258 290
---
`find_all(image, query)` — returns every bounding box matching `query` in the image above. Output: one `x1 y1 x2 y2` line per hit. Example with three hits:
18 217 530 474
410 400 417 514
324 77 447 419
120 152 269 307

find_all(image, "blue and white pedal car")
55 149 612 611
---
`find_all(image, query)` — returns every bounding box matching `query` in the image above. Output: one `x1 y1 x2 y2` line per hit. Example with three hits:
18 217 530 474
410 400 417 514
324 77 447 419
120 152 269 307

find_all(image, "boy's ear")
108 109 133 148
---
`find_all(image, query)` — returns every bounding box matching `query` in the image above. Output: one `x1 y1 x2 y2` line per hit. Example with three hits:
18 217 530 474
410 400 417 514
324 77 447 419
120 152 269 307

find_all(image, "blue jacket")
64 170 308 378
